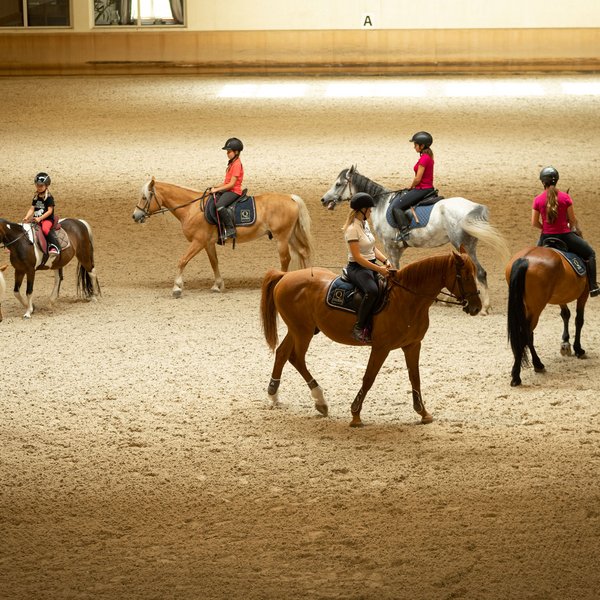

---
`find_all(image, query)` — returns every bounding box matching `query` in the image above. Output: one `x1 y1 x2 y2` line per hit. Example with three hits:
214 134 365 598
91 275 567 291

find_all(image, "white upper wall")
189 0 600 31
67 1 600 32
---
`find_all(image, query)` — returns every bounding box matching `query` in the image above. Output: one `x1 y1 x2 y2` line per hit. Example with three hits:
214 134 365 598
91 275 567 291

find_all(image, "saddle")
202 190 257 228
23 221 70 268
386 188 444 232
540 238 587 276
326 270 389 314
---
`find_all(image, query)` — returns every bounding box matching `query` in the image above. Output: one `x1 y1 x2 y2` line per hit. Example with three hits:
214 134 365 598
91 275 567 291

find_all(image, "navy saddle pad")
326 273 388 314
385 190 442 230
203 194 256 227
549 249 587 276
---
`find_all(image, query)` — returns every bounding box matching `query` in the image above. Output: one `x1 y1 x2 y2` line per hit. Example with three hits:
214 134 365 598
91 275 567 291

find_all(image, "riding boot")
46 229 61 255
352 292 375 343
393 207 410 241
217 206 236 241
586 256 600 297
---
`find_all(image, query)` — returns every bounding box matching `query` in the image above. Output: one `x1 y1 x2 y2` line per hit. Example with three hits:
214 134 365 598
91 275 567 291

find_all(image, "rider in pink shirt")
532 166 599 297
393 131 435 237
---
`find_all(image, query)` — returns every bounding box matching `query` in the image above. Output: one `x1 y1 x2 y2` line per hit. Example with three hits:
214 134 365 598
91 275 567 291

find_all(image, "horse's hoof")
534 366 546 373
315 403 328 417
420 413 433 424
560 346 572 356
23 314 31 320
575 351 586 359
172 289 182 299
510 378 521 387
210 286 223 294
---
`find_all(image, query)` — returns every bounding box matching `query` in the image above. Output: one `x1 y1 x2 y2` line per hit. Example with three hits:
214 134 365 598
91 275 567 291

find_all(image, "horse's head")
321 165 356 210
450 249 482 316
132 178 160 223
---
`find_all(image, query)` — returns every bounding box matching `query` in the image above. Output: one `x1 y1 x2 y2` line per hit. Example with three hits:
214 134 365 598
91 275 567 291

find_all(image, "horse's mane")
352 170 390 199
395 254 450 288
142 180 200 199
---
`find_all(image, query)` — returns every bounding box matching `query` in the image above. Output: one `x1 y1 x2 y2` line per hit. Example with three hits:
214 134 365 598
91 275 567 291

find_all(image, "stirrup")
590 287 600 297
394 228 409 242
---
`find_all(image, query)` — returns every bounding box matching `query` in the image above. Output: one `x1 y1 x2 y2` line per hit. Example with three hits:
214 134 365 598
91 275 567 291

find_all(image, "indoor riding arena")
2 2 600 599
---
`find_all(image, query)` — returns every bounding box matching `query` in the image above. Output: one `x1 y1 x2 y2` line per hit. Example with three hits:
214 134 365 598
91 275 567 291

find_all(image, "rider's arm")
531 208 542 230
348 241 388 275
409 164 425 189
23 206 35 222
373 247 390 266
567 205 581 234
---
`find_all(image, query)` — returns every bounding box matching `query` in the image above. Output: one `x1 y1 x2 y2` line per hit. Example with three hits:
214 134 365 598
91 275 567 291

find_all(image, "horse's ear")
0 264 8 272
149 177 155 189
458 244 466 255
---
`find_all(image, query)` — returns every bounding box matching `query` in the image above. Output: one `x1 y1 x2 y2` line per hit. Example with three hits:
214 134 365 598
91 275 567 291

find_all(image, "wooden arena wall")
2 29 600 75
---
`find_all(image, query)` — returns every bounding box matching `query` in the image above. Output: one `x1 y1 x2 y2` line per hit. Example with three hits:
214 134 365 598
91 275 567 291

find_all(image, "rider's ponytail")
421 147 434 160
546 184 558 224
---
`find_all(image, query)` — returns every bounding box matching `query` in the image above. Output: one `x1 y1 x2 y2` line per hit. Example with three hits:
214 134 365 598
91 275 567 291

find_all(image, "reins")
136 186 210 218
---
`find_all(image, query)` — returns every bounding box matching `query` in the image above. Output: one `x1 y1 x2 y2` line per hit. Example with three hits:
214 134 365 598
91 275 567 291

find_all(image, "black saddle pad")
326 273 388 314
203 194 256 227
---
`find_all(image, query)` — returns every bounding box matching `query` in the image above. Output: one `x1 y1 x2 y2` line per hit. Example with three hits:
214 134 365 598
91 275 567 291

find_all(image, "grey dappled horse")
321 166 509 314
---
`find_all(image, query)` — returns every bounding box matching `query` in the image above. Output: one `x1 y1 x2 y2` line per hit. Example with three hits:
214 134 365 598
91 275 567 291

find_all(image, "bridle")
387 258 479 308
135 186 209 219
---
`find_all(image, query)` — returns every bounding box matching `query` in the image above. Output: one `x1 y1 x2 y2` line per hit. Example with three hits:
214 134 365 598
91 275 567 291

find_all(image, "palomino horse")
321 165 509 314
132 178 313 296
0 218 100 319
506 246 589 387
261 251 482 427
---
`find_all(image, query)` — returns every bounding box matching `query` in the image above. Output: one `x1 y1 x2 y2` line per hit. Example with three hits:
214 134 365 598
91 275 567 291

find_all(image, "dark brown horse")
261 251 482 427
0 218 100 319
506 246 589 386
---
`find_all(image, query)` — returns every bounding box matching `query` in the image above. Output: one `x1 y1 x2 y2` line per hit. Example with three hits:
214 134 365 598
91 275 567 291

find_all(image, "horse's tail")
261 269 286 351
507 258 531 368
75 219 101 298
288 195 314 269
462 208 511 263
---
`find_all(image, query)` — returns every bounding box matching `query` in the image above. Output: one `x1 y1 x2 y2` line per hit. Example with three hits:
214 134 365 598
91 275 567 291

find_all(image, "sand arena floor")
1 74 600 599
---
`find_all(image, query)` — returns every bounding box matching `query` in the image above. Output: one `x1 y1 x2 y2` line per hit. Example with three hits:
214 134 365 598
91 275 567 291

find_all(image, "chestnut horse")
0 218 100 319
132 178 313 296
506 246 589 387
261 251 482 427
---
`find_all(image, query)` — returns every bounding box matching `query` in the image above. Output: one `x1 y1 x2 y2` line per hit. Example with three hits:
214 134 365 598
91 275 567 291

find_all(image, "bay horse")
321 165 509 314
132 178 313 296
261 250 482 427
0 218 100 319
506 246 589 387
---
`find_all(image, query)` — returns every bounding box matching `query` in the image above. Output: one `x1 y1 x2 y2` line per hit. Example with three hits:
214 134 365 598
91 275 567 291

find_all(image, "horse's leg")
267 331 326 415
461 236 490 314
14 269 35 319
573 295 587 358
276 236 292 272
267 333 294 409
350 347 390 427
385 241 404 269
204 243 224 292
49 268 63 304
528 332 545 373
559 304 572 356
400 342 432 424
173 240 205 298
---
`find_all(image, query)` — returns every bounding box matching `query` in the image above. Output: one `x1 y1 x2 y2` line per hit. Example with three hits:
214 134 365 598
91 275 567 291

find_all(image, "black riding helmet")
539 166 559 186
350 192 375 211
222 137 244 152
409 131 433 148
34 172 51 186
